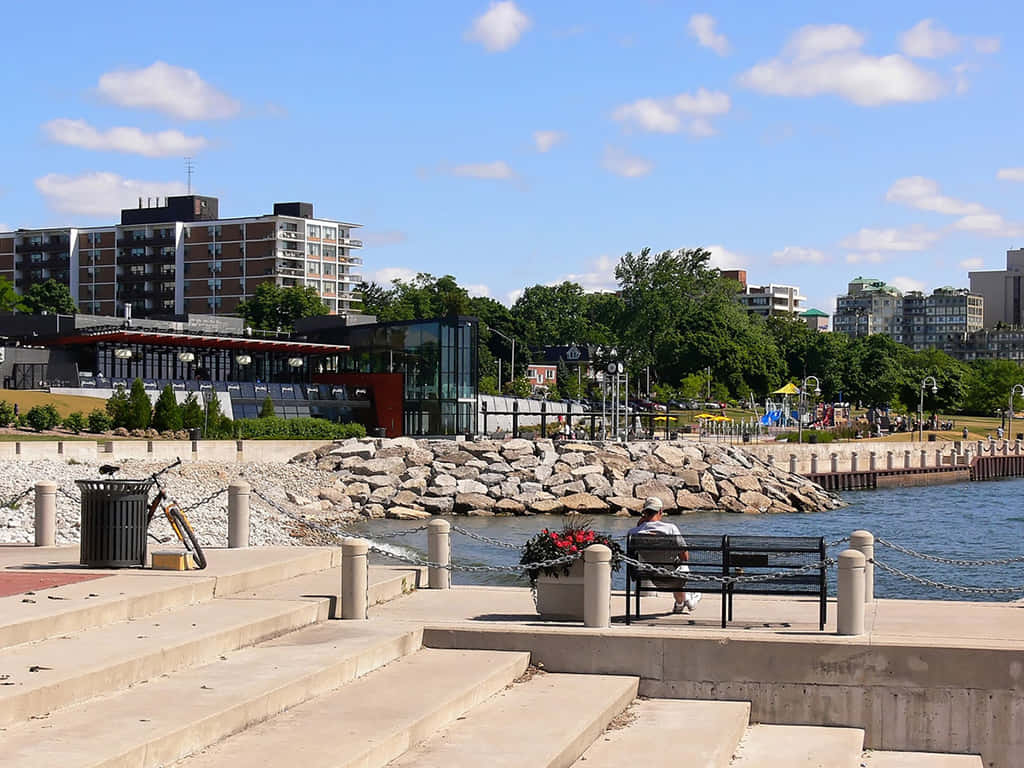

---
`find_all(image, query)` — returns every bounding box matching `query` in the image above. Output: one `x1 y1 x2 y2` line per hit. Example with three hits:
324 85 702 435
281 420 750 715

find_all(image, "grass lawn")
0 389 106 418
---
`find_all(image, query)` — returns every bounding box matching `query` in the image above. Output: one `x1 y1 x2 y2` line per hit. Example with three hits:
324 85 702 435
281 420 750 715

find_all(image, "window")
546 369 555 380
307 225 321 238
323 245 336 258
207 278 222 290
307 243 321 256
209 260 222 273
207 225 222 238
308 262 320 274
323 263 335 276
207 296 222 309
323 227 337 240
207 244 222 257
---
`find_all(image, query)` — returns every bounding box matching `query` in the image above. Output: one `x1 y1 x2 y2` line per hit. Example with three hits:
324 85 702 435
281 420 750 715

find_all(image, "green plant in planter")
519 518 622 585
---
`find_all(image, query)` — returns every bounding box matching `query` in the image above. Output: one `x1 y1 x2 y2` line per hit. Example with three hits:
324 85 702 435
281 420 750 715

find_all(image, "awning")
40 328 349 355
773 382 800 395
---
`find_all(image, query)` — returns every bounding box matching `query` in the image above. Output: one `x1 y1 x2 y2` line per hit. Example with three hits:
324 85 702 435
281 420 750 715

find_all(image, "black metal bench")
625 534 827 629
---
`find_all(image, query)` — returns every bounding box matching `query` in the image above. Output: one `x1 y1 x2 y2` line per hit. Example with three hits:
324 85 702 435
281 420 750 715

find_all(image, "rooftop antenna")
184 157 195 194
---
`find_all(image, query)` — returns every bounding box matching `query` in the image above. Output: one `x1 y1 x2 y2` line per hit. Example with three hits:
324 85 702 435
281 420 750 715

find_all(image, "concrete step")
0 621 425 768
573 698 751 768
862 751 984 767
0 596 321 726
175 647 531 768
387 672 639 768
731 724 864 768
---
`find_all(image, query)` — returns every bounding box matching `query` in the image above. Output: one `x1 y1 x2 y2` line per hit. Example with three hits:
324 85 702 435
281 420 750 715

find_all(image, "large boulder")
350 456 406 476
494 498 527 515
561 492 610 513
456 479 488 495
419 495 454 514
738 490 773 512
387 506 431 520
330 441 376 460
674 490 717 511
634 480 675 511
454 492 495 512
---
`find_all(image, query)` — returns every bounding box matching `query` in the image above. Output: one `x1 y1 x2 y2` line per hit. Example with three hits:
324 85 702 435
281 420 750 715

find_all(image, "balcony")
119 233 175 248
339 238 363 248
17 239 70 254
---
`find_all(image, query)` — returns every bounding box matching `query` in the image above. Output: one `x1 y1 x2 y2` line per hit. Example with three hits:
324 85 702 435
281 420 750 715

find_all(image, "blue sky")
3 1 1023 314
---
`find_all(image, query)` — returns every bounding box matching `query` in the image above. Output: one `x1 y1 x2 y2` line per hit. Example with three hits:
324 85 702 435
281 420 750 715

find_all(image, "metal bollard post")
976 440 984 456
427 519 451 589
341 538 369 620
830 453 839 473
920 449 927 468
583 544 612 628
837 549 866 635
34 481 56 547
810 454 819 474
869 452 877 471
886 451 894 470
789 454 798 474
935 448 943 467
850 452 859 472
1003 440 1010 456
904 450 911 469
849 530 874 602
227 481 250 548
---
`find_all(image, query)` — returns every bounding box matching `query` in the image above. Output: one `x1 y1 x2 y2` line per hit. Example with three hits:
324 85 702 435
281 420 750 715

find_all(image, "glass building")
304 317 479 436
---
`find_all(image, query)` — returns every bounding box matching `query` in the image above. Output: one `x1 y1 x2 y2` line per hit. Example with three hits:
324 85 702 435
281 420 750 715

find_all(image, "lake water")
353 477 1024 601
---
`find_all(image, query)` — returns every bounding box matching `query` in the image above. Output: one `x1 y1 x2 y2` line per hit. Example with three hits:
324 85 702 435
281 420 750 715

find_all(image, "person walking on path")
627 497 702 614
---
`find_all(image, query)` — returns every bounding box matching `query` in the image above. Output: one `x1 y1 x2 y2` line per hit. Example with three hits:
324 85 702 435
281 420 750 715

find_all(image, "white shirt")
628 519 689 573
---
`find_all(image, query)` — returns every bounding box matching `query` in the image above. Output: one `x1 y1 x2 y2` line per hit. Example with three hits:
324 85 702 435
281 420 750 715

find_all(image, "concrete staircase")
0 549 986 768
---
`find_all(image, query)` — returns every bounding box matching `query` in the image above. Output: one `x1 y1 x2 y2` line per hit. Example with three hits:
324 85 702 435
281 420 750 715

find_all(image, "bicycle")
101 458 207 570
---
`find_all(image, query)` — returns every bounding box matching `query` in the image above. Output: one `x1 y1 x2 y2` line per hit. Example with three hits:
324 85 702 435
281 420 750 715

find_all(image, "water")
353 477 1024 601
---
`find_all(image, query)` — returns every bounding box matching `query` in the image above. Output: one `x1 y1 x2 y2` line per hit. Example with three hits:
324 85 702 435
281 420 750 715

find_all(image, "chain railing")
619 554 837 585
875 537 1024 567
178 487 228 515
871 558 1024 595
0 487 35 510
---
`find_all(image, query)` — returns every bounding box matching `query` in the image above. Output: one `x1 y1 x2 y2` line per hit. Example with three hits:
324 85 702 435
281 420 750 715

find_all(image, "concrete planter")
535 560 585 620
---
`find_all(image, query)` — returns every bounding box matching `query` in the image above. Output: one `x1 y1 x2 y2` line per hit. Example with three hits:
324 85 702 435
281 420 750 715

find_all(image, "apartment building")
834 278 983 350
0 195 363 318
968 248 1024 328
720 269 806 318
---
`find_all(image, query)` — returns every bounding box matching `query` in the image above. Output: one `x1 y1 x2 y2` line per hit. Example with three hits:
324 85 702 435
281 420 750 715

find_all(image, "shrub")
202 393 234 439
234 417 366 440
519 519 623 585
776 429 835 444
0 400 14 427
152 385 183 432
25 404 60 432
181 393 204 430
106 385 131 428
87 409 113 433
62 411 86 434
259 395 276 419
127 378 152 430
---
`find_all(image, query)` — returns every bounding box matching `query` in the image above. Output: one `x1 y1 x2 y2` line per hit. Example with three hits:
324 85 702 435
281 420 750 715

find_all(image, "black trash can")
189 428 202 441
742 432 751 444
76 479 153 568
372 427 387 438
928 433 937 442
808 433 818 444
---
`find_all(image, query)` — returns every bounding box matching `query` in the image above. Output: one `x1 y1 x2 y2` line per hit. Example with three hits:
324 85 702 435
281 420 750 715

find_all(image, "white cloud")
533 130 565 152
602 146 652 178
738 24 946 106
885 176 984 215
960 257 985 269
889 276 926 293
451 161 516 179
369 266 418 285
900 19 960 58
559 255 619 293
464 1 530 52
97 61 240 120
687 13 729 56
612 88 730 136
771 246 825 264
997 168 1024 182
974 37 1001 54
34 172 187 216
885 176 1022 236
42 118 208 157
845 252 885 264
361 230 408 247
706 244 744 270
464 283 491 298
840 227 940 252
504 288 524 306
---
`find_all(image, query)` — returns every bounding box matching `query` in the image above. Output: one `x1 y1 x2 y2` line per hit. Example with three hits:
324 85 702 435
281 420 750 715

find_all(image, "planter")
534 560 585 620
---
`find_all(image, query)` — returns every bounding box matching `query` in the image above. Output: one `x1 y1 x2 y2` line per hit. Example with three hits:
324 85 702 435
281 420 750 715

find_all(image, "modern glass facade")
309 317 478 436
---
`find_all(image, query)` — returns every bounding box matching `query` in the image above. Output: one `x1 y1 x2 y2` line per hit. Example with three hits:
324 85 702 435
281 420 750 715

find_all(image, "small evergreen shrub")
62 411 86 434
234 417 366 440
87 409 113 433
25 404 60 432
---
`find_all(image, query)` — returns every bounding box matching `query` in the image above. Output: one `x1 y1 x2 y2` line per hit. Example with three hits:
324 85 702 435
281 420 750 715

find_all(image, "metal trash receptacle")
76 479 153 568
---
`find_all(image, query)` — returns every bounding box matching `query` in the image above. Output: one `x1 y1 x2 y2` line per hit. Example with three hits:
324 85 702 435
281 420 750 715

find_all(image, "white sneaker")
684 593 702 611
672 602 687 614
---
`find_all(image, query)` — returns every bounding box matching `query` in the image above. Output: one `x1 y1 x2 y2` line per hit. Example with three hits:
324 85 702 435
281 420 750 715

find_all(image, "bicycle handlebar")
146 457 182 489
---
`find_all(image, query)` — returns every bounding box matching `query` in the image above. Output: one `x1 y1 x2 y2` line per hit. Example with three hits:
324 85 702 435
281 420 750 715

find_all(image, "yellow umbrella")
652 415 670 423
711 415 732 422
695 413 715 419
773 382 799 395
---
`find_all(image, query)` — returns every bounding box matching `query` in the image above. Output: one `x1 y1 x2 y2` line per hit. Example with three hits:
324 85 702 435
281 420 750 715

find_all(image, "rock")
374 445 406 459
419 495 454 514
534 464 554 482
289 451 316 464
330 442 376 459
487 461 514 474
434 474 457 488
717 479 737 498
680 469 701 489
365 474 397 489
362 504 387 518
350 456 406 476
494 498 527 515
611 479 635 498
466 459 489 470
542 472 572 488
369 486 396 504
400 477 428 494
286 490 313 506
316 487 348 504
529 498 566 514
387 506 431 520
520 481 543 494
406 449 434 466
607 496 644 513
561 492 610 513
570 464 605 477
390 436 419 451
511 456 539 470
583 473 611 493
454 492 495 512
561 443 598 453
346 482 370 503
501 438 533 454
466 508 494 517
654 444 686 467
456 479 488 495
499 480 521 497
391 489 421 507
719 496 747 514
436 450 474 466
731 474 763 492
700 474 719 497
634 481 675 511
550 481 586 496
675 490 716 510
738 490 773 512
625 469 654 485
450 466 480 480
332 495 353 512
477 472 505 486
463 439 503 455
560 452 586 468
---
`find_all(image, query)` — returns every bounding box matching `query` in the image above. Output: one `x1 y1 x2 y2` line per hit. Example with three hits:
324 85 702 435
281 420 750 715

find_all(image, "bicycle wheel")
166 506 207 570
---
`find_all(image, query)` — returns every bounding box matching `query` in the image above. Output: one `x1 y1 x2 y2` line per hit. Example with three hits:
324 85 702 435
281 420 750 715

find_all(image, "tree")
152 385 183 432
0 400 14 427
203 393 232 438
505 376 531 398
21 279 76 314
87 409 113 433
0 276 24 312
259 395 275 418
25 404 60 432
963 360 1024 416
106 385 131 429
62 411 86 434
127 378 153 430
237 282 327 330
181 393 204 430
511 282 589 349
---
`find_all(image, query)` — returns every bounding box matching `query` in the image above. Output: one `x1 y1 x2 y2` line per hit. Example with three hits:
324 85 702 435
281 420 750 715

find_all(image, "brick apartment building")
0 195 363 318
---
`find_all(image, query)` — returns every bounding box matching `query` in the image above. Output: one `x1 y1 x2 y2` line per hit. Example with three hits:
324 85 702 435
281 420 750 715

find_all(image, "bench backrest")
626 533 725 590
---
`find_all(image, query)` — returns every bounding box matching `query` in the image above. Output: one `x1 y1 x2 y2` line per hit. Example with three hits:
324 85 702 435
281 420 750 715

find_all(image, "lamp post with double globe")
1009 384 1024 444
919 376 938 442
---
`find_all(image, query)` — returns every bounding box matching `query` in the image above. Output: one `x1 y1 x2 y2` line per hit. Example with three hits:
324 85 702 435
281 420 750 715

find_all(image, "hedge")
234 417 366 440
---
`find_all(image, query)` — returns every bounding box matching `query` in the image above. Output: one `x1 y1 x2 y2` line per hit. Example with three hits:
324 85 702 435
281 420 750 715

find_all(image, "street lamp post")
1010 384 1024 442
488 326 516 392
798 375 821 444
919 376 938 442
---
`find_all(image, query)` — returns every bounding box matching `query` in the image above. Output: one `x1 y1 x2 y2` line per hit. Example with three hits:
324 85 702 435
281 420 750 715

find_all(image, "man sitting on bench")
627 497 702 614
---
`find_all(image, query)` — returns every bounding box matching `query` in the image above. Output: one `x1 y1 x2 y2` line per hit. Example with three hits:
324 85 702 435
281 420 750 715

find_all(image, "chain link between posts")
0 487 34 510
871 558 1024 595
876 537 1024 567
619 554 837 585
